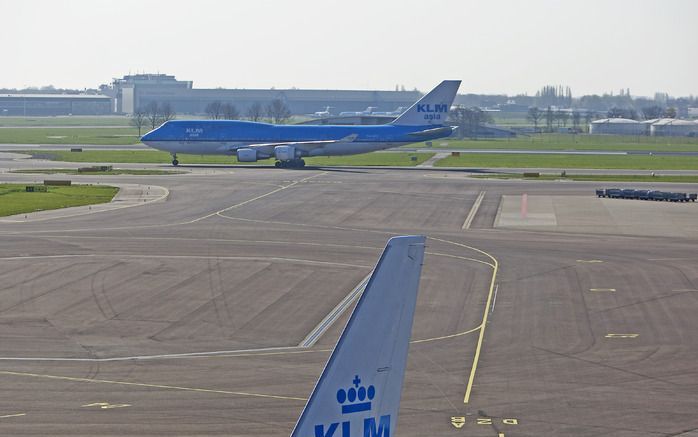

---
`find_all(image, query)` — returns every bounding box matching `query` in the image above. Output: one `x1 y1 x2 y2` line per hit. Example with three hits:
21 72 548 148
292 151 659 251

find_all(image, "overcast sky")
2 0 696 97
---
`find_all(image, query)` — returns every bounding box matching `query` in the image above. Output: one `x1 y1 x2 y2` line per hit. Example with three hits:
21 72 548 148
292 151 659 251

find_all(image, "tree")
205 101 223 119
607 107 638 120
641 105 663 120
266 99 291 124
246 102 263 121
160 102 176 123
572 111 581 131
663 107 677 118
221 103 239 120
607 107 625 118
130 108 147 136
544 106 554 132
449 106 493 138
526 107 543 131
555 110 569 128
145 101 161 130
584 111 594 132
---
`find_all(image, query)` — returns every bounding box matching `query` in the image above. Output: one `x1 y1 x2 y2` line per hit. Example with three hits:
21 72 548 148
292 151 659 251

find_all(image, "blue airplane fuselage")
141 120 449 157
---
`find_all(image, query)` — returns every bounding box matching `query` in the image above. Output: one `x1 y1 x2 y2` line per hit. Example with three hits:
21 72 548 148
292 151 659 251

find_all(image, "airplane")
141 80 461 168
338 106 378 116
309 106 334 118
371 107 406 116
290 235 426 437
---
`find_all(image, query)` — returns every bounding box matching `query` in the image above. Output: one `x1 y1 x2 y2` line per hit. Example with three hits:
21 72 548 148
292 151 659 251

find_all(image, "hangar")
0 93 112 116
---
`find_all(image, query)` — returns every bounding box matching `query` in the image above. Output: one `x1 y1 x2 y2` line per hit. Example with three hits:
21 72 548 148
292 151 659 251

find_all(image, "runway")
0 162 697 436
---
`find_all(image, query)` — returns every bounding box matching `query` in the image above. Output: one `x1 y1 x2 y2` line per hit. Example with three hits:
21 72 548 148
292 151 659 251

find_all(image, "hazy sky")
2 0 697 97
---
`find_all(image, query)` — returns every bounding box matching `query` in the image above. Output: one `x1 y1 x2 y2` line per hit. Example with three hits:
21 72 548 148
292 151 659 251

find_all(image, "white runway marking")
462 191 486 230
299 273 372 347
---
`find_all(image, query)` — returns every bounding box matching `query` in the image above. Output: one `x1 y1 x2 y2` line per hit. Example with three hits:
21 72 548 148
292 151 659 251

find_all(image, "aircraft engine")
236 148 258 162
274 145 296 161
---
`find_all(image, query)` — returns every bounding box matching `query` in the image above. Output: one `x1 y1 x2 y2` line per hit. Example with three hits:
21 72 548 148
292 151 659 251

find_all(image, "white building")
589 118 644 135
650 118 698 137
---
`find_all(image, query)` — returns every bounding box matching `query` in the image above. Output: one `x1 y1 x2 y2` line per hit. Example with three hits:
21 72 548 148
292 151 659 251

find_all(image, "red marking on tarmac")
521 193 528 218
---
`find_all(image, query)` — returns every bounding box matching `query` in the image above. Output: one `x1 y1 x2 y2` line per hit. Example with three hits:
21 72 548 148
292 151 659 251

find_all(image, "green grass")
417 133 698 152
0 184 119 217
435 153 698 170
0 127 142 145
0 116 132 127
10 168 185 175
25 150 433 166
472 173 698 183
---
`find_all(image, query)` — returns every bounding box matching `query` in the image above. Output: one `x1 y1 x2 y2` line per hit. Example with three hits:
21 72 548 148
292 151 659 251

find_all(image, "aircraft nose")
141 131 154 143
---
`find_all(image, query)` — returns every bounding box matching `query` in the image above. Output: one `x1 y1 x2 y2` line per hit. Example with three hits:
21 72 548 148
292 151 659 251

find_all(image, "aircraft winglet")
290 235 426 437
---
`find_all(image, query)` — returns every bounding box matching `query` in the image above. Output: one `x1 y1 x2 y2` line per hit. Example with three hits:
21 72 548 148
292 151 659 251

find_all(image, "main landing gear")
171 153 179 166
275 159 306 169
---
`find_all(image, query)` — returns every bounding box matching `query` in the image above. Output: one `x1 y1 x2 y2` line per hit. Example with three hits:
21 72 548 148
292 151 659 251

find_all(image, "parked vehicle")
636 190 651 200
621 189 638 199
607 188 623 198
596 188 697 202
649 191 668 201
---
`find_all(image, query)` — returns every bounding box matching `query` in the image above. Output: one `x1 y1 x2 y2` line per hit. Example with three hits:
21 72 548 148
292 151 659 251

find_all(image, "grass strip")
416 133 698 152
0 128 142 145
0 184 118 217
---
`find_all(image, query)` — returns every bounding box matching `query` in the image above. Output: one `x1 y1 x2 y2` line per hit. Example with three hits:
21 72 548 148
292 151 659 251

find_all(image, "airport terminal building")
107 74 422 116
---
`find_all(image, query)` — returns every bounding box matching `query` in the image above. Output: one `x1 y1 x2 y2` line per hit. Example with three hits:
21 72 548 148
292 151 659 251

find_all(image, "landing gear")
171 153 179 166
275 159 305 169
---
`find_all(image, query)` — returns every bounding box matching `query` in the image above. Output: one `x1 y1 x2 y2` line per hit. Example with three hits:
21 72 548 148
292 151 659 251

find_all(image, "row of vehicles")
596 188 697 202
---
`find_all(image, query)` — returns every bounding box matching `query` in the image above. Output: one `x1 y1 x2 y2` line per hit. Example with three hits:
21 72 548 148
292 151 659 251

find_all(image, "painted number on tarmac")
82 402 131 409
451 416 518 429
605 333 639 338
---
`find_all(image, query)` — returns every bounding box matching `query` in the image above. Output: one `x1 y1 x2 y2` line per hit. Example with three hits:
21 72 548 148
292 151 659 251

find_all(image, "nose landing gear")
171 153 179 166
275 159 306 169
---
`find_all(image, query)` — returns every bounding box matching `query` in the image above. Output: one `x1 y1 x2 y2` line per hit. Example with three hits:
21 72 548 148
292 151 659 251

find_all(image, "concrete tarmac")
0 161 696 436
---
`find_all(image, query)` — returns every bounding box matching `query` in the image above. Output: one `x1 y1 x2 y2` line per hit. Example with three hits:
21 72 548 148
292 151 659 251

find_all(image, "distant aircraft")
290 235 426 437
310 106 333 118
338 106 378 116
371 107 406 116
141 80 461 168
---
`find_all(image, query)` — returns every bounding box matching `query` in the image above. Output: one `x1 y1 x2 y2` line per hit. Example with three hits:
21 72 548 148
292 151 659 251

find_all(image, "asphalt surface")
0 159 697 436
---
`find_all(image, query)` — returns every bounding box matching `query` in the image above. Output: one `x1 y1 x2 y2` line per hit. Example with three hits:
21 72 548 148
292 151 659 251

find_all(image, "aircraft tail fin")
391 80 461 126
290 235 426 437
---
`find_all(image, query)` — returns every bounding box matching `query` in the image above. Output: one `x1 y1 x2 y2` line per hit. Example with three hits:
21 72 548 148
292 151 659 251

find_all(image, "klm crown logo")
336 375 375 414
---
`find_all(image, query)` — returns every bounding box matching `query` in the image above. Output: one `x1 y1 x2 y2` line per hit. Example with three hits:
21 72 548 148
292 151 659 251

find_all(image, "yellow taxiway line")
0 370 306 402
431 237 499 404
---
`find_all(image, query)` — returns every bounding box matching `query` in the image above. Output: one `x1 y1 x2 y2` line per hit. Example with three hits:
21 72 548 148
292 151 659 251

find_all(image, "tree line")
526 107 594 133
448 106 494 138
131 101 175 135
457 84 696 117
131 98 293 134
203 99 291 124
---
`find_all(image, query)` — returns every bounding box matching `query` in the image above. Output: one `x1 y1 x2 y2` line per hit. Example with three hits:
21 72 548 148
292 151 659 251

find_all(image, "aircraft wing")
237 134 358 154
407 126 457 137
